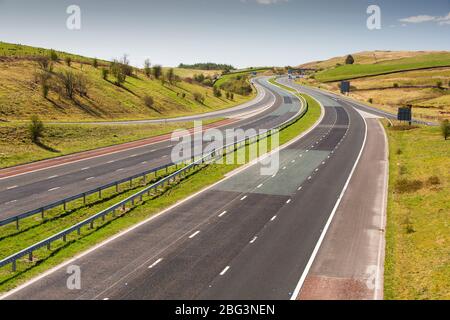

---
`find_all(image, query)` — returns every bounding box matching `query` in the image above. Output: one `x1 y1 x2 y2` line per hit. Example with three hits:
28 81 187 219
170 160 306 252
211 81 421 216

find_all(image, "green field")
214 67 271 88
0 91 321 293
384 122 450 299
315 53 450 82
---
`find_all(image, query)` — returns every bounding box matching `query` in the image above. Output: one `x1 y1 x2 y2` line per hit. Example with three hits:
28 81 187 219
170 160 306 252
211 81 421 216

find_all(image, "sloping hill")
296 51 450 121
300 51 450 82
0 42 252 122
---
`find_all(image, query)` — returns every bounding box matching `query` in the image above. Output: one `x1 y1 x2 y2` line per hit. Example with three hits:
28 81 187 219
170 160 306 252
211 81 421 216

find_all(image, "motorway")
3 77 380 300
0 77 300 222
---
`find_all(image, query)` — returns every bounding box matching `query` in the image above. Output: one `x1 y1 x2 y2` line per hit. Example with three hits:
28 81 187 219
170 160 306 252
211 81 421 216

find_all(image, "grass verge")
0 119 220 168
384 121 449 299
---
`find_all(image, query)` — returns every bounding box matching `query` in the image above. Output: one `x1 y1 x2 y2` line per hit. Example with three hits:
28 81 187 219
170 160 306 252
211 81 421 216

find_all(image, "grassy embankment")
0 119 219 169
297 51 450 121
0 90 321 294
384 122 449 299
0 41 253 122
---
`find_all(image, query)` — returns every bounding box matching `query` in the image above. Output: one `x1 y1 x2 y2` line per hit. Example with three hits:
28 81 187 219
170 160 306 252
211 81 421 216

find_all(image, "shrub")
93 58 98 68
110 60 126 86
393 83 399 88
395 178 423 193
436 81 443 89
368 98 373 104
345 54 354 65
396 148 402 155
427 176 441 186
36 56 53 72
166 68 175 84
143 95 154 108
193 92 205 103
403 216 415 234
441 119 450 140
65 56 72 67
29 115 44 143
35 70 52 98
213 86 222 98
101 68 109 80
49 49 58 62
181 93 186 98
75 74 89 97
144 59 151 77
58 71 76 99
152 65 162 79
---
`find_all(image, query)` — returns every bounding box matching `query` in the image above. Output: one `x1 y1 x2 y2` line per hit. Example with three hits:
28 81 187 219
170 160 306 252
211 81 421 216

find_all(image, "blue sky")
0 0 449 68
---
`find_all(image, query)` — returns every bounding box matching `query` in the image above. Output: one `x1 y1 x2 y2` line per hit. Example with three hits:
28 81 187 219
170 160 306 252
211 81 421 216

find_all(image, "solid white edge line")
374 120 389 300
0 78 324 300
289 95 368 300
220 266 230 276
189 231 200 239
148 258 163 269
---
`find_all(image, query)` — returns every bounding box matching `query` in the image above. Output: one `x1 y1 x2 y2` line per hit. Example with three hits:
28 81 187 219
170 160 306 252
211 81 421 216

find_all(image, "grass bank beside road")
0 92 321 294
384 122 449 300
0 119 220 169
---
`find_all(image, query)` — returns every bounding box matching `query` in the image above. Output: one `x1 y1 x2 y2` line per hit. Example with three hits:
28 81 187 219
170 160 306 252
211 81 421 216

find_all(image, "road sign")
340 81 350 94
397 107 412 122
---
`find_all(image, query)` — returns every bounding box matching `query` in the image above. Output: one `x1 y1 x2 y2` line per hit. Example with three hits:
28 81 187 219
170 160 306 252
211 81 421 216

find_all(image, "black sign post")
397 107 412 125
340 81 350 94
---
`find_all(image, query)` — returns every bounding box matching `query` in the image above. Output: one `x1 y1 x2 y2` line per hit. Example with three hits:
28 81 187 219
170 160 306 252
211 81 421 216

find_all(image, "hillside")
312 51 450 82
297 51 450 122
0 42 252 122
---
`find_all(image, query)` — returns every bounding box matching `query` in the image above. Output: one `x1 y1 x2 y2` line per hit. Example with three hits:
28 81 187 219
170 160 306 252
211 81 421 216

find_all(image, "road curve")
0 78 296 223
3 77 369 300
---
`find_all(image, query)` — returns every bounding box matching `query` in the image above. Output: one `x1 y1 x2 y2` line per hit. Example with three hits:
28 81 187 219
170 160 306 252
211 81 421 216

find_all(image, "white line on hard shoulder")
218 211 227 217
148 258 163 269
107 160 115 164
6 200 17 204
257 183 263 188
270 215 277 221
250 236 257 244
240 195 247 201
286 199 291 204
6 185 18 190
297 186 303 191
81 167 90 171
220 266 230 276
47 175 58 179
86 177 95 181
189 231 200 239
48 187 60 192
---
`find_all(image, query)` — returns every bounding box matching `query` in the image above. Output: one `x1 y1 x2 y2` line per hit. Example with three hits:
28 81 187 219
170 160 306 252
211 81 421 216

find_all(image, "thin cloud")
399 12 450 25
241 0 289 5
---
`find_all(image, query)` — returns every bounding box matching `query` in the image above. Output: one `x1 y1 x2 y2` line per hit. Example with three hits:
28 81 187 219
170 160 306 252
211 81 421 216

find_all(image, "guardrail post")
15 217 19 230
130 179 133 188
41 208 45 219
90 221 94 229
12 260 16 272
116 183 119 192
77 228 81 235
28 252 33 262
63 200 67 211
63 235 67 242
102 214 105 221
99 189 102 198
47 243 51 250
83 193 86 205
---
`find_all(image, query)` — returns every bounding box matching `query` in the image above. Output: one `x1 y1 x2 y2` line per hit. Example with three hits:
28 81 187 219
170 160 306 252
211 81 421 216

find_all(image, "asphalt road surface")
4 77 375 300
0 77 300 222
